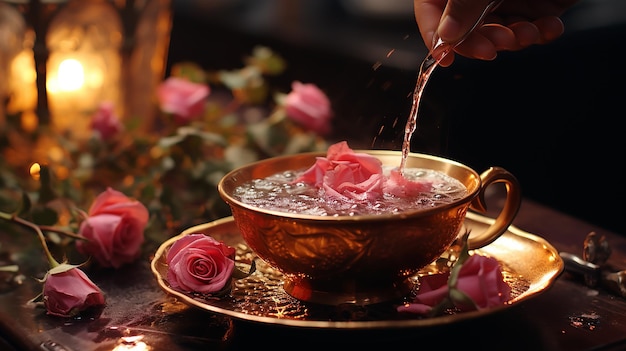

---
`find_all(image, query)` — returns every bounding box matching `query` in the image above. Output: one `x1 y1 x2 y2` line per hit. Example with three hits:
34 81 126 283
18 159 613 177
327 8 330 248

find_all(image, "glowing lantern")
0 0 172 138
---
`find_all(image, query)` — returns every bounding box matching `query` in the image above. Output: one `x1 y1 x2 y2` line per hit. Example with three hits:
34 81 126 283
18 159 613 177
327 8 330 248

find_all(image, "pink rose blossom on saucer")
166 233 236 294
397 253 512 315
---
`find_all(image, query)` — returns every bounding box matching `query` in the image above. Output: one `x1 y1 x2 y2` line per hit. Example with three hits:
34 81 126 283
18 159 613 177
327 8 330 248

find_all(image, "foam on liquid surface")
232 166 467 216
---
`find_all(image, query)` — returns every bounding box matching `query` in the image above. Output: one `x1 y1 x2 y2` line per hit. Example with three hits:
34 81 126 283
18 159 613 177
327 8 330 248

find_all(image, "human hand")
414 0 580 66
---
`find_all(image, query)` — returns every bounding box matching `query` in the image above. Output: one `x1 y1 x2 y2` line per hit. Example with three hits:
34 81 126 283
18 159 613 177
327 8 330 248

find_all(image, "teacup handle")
467 166 522 249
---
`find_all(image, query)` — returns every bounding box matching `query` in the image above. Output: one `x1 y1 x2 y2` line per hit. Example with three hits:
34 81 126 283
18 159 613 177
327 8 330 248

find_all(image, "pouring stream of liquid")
399 0 504 174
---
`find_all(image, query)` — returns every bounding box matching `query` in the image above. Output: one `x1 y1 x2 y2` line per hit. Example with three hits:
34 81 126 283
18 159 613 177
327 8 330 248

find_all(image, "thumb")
437 0 498 44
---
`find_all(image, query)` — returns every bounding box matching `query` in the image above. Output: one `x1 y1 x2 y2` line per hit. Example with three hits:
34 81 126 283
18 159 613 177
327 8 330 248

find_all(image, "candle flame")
29 163 41 180
52 58 85 92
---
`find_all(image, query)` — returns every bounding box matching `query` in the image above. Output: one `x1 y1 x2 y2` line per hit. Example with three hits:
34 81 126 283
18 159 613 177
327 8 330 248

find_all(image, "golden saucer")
151 212 563 329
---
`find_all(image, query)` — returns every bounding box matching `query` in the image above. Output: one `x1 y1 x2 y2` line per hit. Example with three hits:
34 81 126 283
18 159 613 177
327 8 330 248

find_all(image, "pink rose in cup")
90 102 123 141
76 188 149 268
157 77 210 124
166 233 236 294
294 141 384 201
284 81 333 136
43 266 106 318
383 168 432 197
294 141 432 202
397 254 511 315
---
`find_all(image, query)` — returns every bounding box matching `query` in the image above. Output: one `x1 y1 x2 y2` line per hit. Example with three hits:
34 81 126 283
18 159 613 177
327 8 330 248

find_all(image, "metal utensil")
420 0 504 72
560 231 626 299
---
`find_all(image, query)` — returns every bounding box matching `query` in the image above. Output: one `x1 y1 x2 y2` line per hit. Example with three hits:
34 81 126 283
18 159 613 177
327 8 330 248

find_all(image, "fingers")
414 0 447 51
505 16 563 49
450 16 565 62
438 0 497 44
414 0 570 65
480 25 517 50
447 25 513 64
453 33 497 62
533 16 565 43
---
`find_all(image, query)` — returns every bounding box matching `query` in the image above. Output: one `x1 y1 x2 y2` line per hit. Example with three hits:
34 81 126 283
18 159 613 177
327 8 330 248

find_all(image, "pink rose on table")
76 188 149 268
284 81 333 136
43 265 106 318
397 254 511 315
90 101 123 141
294 141 384 201
157 77 210 124
166 233 236 294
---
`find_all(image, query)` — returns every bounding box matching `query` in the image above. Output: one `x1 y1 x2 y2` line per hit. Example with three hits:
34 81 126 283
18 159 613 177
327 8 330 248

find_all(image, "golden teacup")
218 150 521 305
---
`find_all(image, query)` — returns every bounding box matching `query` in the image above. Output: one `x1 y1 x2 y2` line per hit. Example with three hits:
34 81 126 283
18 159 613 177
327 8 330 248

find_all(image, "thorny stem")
0 211 87 268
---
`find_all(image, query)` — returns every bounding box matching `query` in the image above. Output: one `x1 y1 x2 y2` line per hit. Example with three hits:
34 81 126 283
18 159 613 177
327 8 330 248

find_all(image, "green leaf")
446 230 480 311
449 287 478 311
232 258 256 279
448 230 471 288
158 134 186 149
427 296 454 317
218 69 249 90
247 46 286 75
170 62 207 83
27 292 43 304
223 145 259 169
48 262 83 275
0 265 19 272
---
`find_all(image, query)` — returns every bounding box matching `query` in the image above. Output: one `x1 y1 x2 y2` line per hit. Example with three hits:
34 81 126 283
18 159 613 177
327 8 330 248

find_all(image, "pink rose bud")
284 81 333 136
90 102 123 141
43 267 106 318
157 77 210 124
166 233 236 294
76 188 149 268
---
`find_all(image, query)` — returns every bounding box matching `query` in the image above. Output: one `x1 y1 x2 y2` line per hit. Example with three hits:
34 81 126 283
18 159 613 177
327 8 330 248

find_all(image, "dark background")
169 0 626 235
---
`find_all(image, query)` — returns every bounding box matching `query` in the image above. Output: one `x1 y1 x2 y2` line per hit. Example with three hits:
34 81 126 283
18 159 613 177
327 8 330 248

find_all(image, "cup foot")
282 277 416 305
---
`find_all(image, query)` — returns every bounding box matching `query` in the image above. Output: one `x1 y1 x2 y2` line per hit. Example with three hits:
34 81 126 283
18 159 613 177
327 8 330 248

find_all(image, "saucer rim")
150 212 563 329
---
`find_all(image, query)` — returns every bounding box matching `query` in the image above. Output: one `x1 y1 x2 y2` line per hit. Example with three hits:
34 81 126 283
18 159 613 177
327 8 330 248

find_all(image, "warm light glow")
29 163 41 180
20 110 39 132
112 335 151 351
7 50 37 114
46 55 98 139
48 146 65 163
55 59 85 92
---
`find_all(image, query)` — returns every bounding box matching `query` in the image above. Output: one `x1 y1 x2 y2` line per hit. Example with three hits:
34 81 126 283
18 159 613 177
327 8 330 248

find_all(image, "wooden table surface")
1 192 625 351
